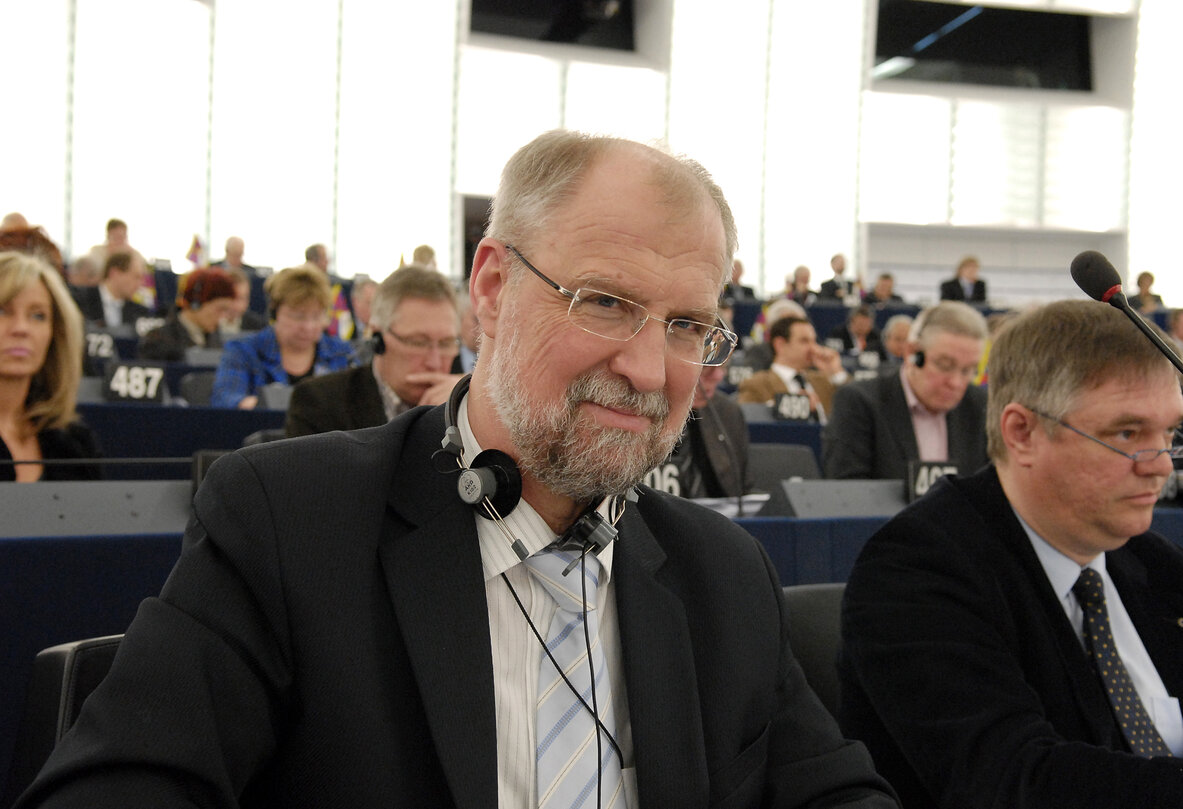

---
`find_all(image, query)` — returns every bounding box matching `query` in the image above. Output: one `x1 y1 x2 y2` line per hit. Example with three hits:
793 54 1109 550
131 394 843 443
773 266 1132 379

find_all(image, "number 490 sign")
103 362 168 403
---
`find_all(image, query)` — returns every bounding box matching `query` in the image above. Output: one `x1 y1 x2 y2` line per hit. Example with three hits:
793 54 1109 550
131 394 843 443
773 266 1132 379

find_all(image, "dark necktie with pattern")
793 374 820 423
1072 568 1172 757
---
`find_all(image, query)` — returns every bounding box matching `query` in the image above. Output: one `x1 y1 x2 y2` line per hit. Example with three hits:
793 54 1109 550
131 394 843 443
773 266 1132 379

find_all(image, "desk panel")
747 421 822 462
77 403 286 479
0 533 182 792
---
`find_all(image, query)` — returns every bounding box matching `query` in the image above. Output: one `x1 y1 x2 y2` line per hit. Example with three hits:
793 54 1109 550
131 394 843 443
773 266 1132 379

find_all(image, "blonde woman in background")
0 251 100 482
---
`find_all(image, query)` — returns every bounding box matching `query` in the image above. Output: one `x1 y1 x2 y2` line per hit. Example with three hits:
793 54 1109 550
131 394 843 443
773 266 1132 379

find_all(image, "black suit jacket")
0 423 101 482
284 363 387 437
840 466 1183 808
18 407 896 808
819 278 854 301
691 393 752 497
137 314 222 362
937 278 986 303
822 371 987 480
71 285 152 327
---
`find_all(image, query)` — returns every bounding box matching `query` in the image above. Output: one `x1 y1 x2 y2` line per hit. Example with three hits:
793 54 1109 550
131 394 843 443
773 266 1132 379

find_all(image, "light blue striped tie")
525 548 624 809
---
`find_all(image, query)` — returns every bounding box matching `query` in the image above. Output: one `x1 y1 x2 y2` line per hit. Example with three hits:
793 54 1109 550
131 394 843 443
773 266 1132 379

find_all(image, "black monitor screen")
471 0 635 52
875 0 1092 91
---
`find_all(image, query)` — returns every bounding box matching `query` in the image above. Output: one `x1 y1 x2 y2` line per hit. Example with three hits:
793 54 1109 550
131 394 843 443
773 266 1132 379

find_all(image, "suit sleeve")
737 374 772 405
822 383 877 479
841 506 1183 809
15 452 294 808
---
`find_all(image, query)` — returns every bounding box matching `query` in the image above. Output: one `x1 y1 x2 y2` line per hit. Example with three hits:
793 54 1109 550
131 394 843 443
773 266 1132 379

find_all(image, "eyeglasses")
505 245 738 367
276 308 327 325
384 330 461 355
925 355 979 379
1026 406 1183 464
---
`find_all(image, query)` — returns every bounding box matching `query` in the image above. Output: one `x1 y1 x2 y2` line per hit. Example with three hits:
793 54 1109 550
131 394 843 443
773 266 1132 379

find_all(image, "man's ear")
999 403 1039 466
469 238 509 340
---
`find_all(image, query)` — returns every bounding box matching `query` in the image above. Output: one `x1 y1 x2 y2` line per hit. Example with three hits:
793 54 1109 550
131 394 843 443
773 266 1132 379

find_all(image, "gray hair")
486 130 737 279
909 301 988 348
368 264 457 332
986 299 1179 461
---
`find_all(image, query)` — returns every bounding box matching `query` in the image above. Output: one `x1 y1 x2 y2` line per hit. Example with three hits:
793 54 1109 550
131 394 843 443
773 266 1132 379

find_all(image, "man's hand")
810 344 844 377
407 372 464 406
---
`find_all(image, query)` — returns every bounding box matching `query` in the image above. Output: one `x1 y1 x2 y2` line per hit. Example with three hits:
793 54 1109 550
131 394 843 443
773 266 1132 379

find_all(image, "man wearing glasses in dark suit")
18 131 897 809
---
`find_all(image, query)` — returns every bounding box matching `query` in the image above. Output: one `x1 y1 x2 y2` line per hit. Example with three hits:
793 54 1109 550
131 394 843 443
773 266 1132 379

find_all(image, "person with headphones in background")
284 264 463 437
17 131 898 808
822 300 989 480
138 267 237 361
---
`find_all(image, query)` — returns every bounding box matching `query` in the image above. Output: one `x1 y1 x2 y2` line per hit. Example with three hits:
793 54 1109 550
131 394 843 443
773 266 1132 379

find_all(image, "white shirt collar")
1016 509 1105 601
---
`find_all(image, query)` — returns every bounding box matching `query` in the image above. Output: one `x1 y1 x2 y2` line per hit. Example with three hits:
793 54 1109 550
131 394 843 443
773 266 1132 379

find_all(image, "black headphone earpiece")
370 331 386 355
914 350 926 368
458 449 522 514
439 374 525 509
437 373 624 562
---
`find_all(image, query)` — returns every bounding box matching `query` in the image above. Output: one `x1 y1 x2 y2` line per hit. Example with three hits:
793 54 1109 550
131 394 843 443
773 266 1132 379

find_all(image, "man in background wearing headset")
17 131 896 808
822 301 989 480
284 264 463 437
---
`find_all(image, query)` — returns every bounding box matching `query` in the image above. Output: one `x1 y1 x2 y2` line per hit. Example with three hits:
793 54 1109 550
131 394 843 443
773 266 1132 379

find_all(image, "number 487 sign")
103 362 168 403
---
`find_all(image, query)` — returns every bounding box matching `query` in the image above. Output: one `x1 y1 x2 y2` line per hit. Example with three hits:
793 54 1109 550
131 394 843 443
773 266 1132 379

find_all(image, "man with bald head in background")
212 236 256 275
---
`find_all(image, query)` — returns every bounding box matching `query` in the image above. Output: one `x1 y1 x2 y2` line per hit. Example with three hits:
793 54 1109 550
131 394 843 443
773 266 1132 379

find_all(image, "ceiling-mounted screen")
875 1 1092 91
471 0 635 52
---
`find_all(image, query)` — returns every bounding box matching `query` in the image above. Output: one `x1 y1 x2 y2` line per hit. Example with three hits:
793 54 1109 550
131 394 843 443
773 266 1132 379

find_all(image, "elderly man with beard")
16 132 897 809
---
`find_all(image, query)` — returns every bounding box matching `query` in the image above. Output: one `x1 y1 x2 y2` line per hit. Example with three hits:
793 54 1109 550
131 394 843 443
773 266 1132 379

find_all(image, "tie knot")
1072 567 1105 608
524 548 603 614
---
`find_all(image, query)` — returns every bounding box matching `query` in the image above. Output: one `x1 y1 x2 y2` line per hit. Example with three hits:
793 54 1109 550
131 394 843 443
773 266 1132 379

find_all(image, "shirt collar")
456 395 616 583
371 361 407 421
1016 509 1106 601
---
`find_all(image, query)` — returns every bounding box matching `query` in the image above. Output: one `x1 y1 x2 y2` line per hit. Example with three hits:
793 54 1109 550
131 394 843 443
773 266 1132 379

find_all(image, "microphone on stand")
1070 250 1183 375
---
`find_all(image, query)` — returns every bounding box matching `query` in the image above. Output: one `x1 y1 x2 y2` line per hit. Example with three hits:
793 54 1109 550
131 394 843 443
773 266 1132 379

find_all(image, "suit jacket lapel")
1109 544 1183 700
969 469 1119 745
613 509 709 806
377 410 498 809
883 375 919 462
354 365 389 429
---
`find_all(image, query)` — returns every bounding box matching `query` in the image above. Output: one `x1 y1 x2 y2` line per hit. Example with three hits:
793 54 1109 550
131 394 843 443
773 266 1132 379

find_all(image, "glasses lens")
568 287 737 366
569 289 645 341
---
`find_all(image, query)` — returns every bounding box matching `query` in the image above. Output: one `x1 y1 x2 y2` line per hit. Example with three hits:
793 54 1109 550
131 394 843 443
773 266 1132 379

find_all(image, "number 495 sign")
103 361 168 403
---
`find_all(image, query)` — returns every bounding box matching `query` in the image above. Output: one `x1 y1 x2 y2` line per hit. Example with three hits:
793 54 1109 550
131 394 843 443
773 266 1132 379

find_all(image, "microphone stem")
1112 296 1183 375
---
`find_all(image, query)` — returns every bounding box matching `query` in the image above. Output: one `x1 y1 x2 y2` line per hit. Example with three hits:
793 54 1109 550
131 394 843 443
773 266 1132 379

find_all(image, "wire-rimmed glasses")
384 330 461 355
505 244 738 367
1026 406 1183 464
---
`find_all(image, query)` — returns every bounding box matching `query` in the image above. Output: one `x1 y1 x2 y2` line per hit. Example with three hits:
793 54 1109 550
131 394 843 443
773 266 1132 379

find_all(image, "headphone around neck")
436 375 625 560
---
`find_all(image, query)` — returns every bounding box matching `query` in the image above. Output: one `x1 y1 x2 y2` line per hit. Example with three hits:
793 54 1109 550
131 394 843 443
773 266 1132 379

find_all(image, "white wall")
0 0 1171 309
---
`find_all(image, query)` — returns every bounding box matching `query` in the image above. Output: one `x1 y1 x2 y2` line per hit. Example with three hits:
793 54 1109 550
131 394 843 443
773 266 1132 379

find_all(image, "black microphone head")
1070 250 1123 304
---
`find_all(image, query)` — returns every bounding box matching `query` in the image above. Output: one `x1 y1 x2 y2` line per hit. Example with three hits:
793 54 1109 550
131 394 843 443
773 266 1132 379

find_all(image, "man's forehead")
927 331 982 354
